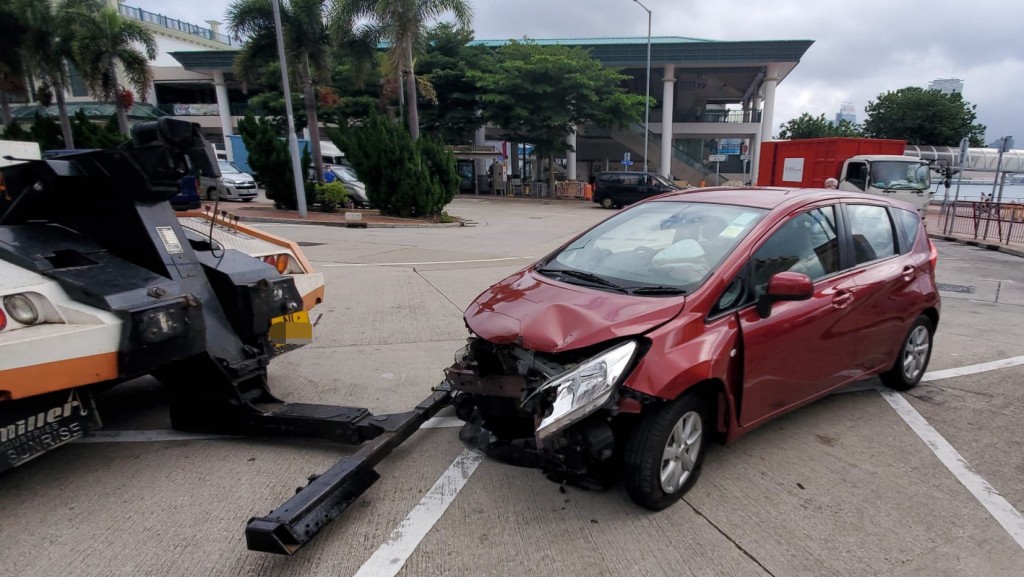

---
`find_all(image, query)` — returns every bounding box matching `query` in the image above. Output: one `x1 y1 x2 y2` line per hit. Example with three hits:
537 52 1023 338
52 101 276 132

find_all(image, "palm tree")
228 0 330 181
333 0 472 141
0 2 29 125
17 0 95 148
70 5 157 136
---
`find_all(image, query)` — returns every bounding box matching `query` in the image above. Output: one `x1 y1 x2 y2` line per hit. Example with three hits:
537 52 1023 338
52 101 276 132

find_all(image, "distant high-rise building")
929 78 964 94
834 102 857 124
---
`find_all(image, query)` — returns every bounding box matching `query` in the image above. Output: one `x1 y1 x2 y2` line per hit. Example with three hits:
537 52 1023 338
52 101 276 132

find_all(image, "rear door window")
846 204 897 265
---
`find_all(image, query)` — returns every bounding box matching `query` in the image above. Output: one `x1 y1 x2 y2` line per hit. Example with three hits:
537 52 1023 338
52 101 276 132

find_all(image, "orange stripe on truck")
0 353 118 401
302 285 325 312
180 210 317 274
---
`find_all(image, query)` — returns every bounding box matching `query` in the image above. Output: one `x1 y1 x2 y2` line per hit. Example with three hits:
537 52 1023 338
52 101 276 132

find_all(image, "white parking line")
921 355 1024 382
879 388 1024 551
321 256 534 267
352 450 484 577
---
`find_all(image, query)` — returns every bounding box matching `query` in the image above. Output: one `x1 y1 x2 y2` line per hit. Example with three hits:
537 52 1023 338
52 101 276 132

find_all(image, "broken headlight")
531 341 638 442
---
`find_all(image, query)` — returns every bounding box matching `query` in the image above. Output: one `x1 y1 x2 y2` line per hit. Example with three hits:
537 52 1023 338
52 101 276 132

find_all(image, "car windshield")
218 160 242 174
539 201 767 294
869 161 930 190
330 165 360 182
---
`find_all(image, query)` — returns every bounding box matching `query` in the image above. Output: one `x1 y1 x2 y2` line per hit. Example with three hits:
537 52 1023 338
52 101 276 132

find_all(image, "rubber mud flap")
0 387 101 473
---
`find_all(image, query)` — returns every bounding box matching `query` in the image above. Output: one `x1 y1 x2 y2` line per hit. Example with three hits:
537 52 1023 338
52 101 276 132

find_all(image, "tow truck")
0 119 455 555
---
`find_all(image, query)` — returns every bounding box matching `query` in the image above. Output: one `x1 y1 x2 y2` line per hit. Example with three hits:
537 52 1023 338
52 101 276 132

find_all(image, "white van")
320 141 351 167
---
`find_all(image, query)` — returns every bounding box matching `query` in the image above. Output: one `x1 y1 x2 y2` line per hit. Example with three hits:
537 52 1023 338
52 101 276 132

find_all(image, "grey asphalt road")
1 197 1022 577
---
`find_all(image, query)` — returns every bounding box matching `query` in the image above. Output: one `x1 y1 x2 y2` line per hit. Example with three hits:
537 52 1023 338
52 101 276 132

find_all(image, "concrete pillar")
660 65 676 177
511 141 519 178
750 130 762 186
759 64 780 143
212 70 234 160
566 127 577 181
474 126 486 194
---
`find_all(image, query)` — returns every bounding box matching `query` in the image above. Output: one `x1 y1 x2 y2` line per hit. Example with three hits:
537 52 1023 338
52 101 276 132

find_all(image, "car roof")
653 186 917 212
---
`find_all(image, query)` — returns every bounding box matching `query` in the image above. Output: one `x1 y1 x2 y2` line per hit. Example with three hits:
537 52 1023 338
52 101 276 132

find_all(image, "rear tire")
624 391 710 510
880 314 934 391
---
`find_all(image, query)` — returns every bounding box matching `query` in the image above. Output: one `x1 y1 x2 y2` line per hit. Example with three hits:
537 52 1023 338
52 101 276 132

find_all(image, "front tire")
624 392 710 510
600 196 615 209
206 187 218 201
880 314 934 391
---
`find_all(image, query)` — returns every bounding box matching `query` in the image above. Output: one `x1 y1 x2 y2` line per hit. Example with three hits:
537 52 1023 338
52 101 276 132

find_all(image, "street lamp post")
633 0 652 174
271 0 308 218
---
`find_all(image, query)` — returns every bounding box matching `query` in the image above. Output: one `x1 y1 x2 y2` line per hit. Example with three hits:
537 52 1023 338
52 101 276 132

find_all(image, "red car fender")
620 311 743 439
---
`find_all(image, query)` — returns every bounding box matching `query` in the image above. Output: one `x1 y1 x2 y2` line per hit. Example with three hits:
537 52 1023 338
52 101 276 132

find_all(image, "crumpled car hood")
464 269 686 353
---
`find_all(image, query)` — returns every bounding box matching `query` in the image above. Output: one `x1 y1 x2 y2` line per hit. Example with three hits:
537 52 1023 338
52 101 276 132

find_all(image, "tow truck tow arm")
0 118 456 556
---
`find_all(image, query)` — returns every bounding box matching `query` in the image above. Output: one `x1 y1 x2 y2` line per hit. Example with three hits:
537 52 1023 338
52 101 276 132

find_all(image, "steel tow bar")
245 382 456 555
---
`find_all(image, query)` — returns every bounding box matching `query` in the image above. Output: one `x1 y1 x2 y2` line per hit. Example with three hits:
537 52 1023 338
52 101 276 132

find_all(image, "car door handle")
902 265 915 281
832 290 854 309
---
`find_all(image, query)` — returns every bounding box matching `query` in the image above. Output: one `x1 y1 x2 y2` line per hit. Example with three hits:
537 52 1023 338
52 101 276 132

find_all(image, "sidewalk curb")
928 232 1024 259
236 215 465 229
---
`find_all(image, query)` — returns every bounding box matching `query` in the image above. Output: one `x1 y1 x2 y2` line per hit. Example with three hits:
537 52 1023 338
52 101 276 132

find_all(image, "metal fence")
939 200 1024 245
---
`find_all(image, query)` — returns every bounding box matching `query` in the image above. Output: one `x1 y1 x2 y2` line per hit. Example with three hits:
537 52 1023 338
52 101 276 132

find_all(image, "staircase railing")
625 123 716 181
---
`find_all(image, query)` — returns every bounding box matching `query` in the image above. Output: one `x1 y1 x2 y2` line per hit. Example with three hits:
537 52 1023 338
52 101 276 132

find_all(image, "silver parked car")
202 160 258 201
326 164 370 208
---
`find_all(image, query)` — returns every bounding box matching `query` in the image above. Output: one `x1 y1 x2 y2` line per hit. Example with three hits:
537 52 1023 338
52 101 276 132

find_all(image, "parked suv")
592 171 681 209
448 187 939 511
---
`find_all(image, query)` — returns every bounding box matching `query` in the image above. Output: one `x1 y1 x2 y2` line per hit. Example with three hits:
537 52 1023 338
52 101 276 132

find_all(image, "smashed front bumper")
445 338 641 488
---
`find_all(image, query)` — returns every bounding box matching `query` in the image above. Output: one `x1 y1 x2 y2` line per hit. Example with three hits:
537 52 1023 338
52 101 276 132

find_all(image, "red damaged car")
447 187 939 510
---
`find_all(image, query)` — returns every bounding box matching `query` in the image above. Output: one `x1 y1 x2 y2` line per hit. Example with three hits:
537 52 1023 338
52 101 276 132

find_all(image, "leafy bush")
238 113 312 210
314 181 348 212
329 112 458 218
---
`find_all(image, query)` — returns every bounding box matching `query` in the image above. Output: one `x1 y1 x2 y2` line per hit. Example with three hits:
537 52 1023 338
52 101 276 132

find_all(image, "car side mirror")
756 271 814 318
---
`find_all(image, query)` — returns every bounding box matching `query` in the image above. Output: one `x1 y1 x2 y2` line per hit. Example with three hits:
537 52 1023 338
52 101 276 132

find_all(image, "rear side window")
894 208 921 253
846 204 896 265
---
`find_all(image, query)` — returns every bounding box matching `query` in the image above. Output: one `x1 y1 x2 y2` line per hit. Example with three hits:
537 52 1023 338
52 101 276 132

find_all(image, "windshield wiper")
535 267 625 291
628 285 687 295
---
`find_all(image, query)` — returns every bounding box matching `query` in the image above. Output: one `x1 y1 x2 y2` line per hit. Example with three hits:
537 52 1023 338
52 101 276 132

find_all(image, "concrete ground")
1 197 1022 577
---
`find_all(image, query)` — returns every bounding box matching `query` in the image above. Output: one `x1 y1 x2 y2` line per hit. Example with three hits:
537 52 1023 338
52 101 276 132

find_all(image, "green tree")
238 113 310 209
228 0 330 181
778 112 864 140
333 0 473 141
329 112 456 217
473 41 647 190
70 110 125 148
16 0 98 148
863 87 986 147
416 23 490 143
70 5 157 136
0 1 29 125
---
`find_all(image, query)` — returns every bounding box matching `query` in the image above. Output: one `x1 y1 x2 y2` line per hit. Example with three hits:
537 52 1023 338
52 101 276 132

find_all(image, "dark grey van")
592 171 681 208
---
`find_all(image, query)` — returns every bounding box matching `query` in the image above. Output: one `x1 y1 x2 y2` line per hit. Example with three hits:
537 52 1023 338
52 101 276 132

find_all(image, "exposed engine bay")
447 336 650 489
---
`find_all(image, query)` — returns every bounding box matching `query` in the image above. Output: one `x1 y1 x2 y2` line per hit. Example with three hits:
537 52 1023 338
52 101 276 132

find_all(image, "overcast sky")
132 0 1023 145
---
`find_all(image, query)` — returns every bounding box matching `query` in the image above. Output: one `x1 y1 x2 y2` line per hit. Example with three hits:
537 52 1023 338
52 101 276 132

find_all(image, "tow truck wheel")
624 391 709 510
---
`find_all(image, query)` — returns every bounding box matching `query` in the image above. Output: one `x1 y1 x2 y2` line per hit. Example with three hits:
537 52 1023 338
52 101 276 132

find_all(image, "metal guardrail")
939 201 1024 245
119 4 238 47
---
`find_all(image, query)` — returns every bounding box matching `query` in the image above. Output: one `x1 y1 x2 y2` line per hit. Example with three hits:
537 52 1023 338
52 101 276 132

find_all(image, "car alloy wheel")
660 410 703 494
600 196 614 209
625 391 710 510
902 325 930 382
880 314 934 391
